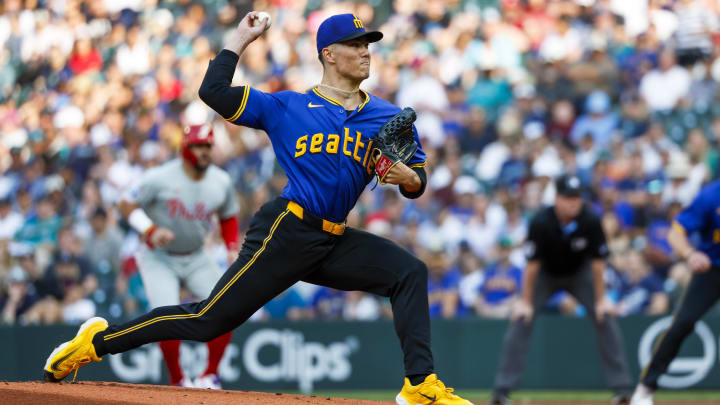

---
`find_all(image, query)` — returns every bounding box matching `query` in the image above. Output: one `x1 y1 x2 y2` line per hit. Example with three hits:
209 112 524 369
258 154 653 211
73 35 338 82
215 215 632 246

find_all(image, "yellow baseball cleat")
396 374 474 405
43 317 108 382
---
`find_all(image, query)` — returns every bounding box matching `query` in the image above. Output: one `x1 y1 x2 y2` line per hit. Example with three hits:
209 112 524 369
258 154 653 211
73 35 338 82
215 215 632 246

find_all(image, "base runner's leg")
185 252 233 380
640 268 720 389
92 199 330 357
136 250 185 385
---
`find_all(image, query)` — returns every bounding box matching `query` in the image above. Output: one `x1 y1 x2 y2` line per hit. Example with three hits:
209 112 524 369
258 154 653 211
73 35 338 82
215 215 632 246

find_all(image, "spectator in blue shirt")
474 237 523 318
426 248 461 319
263 287 309 320
311 287 346 320
616 250 669 316
570 90 619 149
644 199 683 277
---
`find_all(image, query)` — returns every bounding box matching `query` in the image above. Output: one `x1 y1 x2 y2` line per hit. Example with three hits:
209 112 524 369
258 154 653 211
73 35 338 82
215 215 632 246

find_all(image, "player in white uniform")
119 124 240 389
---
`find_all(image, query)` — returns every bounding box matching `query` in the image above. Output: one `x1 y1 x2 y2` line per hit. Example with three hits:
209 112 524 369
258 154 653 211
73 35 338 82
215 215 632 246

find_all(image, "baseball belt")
286 200 345 236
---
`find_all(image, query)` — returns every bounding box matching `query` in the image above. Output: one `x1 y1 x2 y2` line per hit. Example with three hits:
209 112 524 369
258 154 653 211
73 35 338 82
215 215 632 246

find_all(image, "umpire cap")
316 14 383 54
556 174 583 197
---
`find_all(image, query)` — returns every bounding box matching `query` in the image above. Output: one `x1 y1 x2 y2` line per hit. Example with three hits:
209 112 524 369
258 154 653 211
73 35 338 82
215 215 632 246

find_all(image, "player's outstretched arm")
198 11 268 120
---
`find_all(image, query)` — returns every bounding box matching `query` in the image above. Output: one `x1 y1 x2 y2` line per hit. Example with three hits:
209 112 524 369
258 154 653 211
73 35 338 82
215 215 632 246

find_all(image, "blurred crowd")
1 0 720 325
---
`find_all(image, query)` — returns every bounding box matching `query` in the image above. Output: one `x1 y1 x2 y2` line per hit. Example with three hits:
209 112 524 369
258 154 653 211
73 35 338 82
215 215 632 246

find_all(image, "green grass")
293 390 720 402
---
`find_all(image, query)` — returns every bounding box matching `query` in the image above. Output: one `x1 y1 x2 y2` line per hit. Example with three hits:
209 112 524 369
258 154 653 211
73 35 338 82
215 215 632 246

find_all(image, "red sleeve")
220 216 239 251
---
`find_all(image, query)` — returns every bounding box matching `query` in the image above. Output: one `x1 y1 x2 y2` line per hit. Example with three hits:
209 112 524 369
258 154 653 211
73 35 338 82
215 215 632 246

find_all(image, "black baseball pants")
641 267 720 389
93 198 434 376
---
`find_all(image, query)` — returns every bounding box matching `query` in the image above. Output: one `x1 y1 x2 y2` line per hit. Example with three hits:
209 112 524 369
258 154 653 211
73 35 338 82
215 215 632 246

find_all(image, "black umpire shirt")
525 205 609 275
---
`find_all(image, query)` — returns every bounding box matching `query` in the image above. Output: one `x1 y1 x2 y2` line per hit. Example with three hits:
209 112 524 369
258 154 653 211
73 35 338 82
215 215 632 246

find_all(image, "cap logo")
199 125 210 139
568 177 580 188
353 15 363 29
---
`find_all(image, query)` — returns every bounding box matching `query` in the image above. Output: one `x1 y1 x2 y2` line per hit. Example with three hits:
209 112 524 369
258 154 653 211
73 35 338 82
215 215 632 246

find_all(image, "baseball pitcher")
44 12 471 405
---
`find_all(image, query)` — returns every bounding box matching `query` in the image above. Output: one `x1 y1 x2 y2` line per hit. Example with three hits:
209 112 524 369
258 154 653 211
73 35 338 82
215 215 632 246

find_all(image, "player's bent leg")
302 228 433 375
92 205 324 355
43 317 108 382
302 228 472 404
43 199 331 381
639 269 720 390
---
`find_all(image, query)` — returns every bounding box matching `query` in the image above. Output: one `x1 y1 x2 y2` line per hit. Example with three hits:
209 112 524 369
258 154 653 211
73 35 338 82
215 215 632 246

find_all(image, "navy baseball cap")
316 14 383 54
556 175 583 197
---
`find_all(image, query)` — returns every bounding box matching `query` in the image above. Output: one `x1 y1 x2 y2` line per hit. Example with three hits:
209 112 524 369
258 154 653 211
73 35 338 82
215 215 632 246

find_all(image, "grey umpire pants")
494 268 632 392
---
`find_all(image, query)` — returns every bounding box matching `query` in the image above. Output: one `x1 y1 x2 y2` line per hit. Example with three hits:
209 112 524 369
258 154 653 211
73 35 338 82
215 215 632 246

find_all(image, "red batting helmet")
181 124 214 166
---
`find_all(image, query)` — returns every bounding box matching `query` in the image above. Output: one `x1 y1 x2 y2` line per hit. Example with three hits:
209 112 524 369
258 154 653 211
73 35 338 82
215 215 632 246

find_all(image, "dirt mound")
0 381 393 405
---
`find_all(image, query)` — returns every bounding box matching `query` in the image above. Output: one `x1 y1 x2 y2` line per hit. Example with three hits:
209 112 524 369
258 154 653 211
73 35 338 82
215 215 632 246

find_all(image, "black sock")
92 333 108 357
408 374 428 385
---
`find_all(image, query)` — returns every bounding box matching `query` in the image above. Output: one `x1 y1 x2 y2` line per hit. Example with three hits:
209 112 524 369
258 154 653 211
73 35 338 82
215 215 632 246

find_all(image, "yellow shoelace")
69 355 92 383
434 380 457 397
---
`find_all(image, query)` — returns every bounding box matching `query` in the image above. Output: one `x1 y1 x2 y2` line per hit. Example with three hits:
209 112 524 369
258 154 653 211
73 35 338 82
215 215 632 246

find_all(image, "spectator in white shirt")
0 197 23 240
639 49 691 112
396 58 449 148
115 25 151 76
674 0 718 66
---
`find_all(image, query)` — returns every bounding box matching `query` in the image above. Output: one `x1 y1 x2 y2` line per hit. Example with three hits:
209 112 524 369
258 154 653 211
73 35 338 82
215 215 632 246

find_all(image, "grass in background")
297 390 720 402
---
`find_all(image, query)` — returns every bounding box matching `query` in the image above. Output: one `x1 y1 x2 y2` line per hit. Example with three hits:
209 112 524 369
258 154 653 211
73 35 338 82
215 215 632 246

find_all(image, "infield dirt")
0 382 712 404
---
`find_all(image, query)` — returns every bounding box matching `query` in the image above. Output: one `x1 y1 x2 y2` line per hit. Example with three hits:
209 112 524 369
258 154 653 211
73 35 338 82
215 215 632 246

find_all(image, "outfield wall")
3 316 720 392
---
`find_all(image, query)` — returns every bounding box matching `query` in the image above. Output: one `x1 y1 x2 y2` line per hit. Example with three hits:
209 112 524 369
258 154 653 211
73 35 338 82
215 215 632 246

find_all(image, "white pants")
137 248 223 308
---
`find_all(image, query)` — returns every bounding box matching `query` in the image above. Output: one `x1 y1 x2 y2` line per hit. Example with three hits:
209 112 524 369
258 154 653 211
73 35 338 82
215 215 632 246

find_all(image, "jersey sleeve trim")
225 85 250 122
408 161 427 169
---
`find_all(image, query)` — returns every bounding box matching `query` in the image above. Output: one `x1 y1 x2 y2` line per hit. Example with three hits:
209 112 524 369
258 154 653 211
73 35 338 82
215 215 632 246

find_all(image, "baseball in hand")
251 11 271 31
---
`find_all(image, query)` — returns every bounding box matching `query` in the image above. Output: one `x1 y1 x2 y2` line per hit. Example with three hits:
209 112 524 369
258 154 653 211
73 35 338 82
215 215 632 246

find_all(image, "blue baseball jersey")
479 263 523 305
226 86 426 222
675 180 720 266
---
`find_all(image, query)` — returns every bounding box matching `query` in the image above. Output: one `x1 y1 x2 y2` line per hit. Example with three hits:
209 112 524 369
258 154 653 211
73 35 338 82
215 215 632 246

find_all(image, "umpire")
490 175 632 405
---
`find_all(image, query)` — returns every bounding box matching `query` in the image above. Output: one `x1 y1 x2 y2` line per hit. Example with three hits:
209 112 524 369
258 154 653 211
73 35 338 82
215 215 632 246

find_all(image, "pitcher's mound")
0 381 393 405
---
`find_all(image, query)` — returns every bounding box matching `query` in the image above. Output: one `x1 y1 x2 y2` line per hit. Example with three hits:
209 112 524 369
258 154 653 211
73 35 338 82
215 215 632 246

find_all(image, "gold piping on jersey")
103 209 290 341
312 88 342 106
312 87 370 111
226 85 250 122
408 161 427 169
356 90 370 111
